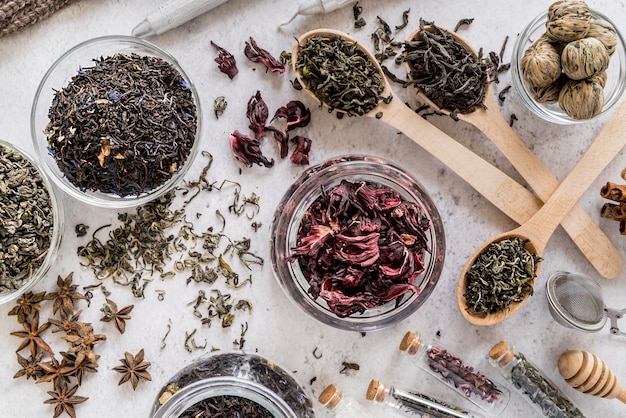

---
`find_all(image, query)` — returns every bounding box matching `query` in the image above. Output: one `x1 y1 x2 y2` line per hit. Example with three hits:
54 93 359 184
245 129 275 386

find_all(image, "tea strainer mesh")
546 271 606 332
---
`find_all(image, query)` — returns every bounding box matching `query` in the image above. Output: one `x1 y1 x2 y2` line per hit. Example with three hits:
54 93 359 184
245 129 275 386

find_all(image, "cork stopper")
366 379 388 403
318 384 343 409
489 341 514 367
399 331 422 355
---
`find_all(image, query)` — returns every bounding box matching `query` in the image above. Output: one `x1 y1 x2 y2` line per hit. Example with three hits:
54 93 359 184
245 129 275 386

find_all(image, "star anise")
113 348 152 390
14 352 45 381
44 382 88 418
11 311 53 356
62 322 105 367
49 310 83 334
100 298 134 334
59 351 100 386
38 354 71 388
8 290 47 324
47 273 86 317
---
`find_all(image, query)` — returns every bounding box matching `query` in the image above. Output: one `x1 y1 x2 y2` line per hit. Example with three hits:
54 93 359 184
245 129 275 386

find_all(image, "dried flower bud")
546 0 592 43
586 17 618 56
558 77 604 119
521 36 562 88
530 75 568 103
589 71 607 88
561 37 609 80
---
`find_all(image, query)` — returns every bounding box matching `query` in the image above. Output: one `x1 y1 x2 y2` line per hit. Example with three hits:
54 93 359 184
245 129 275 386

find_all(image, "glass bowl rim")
510 8 626 125
270 155 446 332
0 138 63 305
30 35 202 208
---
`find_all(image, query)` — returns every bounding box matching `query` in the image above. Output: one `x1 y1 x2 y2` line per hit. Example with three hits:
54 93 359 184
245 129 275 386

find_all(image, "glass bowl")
270 155 446 332
0 139 63 305
31 35 202 208
511 9 626 124
150 352 316 418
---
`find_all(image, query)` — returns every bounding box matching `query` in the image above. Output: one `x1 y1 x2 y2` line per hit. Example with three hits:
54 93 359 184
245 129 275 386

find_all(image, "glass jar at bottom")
150 352 315 418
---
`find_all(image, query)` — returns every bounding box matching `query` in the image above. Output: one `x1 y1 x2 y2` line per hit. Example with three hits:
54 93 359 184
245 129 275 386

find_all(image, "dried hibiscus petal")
229 130 273 168
210 41 238 79
247 90 269 140
290 135 312 165
272 101 311 131
265 125 289 159
244 37 286 74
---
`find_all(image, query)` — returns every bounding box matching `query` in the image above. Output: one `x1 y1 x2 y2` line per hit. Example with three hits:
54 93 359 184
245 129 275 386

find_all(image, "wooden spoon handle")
468 97 624 278
617 390 626 404
522 103 626 248
379 98 544 224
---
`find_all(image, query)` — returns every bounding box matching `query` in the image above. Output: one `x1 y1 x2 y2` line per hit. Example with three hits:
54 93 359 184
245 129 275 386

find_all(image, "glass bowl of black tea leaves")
150 352 315 418
270 156 445 332
511 7 626 124
31 36 201 208
0 139 63 305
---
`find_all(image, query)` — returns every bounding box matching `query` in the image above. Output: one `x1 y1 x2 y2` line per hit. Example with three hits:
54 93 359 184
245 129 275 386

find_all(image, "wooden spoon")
457 104 626 326
559 350 626 403
292 29 624 280
404 25 622 279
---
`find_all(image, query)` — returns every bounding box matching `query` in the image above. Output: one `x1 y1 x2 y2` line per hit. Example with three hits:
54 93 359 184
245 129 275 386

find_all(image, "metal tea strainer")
545 271 626 335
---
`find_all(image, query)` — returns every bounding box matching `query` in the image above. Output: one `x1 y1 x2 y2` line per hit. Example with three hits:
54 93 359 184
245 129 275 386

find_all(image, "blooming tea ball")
546 0 591 43
530 75 568 103
561 37 609 80
521 36 562 88
586 17 618 56
558 77 604 119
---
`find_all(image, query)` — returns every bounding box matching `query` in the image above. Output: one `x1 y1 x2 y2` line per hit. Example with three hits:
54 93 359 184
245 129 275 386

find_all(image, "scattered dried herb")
454 17 474 32
74 224 88 238
244 37 285 74
600 181 626 235
211 40 238 79
229 129 274 168
113 349 152 390
214 96 227 118
289 179 431 317
340 361 360 374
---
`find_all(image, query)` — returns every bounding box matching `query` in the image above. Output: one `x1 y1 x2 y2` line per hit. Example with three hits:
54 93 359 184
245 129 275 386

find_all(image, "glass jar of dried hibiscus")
270 155 445 332
150 352 316 418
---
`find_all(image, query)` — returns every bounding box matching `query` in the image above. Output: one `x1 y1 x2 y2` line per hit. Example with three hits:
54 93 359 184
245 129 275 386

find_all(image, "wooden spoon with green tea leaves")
292 29 623 279
404 24 622 279
457 111 626 326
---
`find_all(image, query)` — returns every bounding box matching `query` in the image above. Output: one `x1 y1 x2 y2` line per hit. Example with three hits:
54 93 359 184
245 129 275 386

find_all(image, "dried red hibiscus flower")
289 179 431 317
210 41 238 79
272 101 311 131
247 90 269 140
244 37 285 74
290 135 311 165
229 130 274 168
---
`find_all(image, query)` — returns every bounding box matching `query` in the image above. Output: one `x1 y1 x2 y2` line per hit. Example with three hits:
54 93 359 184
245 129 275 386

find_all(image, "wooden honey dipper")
558 350 626 403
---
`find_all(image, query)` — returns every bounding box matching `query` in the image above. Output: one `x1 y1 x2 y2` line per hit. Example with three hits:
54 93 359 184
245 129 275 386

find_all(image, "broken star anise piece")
11 311 53 357
100 298 134 334
113 348 152 390
62 322 106 367
44 382 88 418
47 273 86 317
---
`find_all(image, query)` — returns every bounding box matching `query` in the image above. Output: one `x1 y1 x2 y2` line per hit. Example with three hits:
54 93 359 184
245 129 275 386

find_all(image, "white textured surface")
1 0 625 417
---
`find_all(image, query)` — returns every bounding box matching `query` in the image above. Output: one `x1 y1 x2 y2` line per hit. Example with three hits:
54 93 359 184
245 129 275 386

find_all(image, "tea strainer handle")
605 308 626 336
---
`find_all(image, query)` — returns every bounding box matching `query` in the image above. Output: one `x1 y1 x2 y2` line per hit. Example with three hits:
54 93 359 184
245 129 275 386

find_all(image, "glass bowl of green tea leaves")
0 139 63 305
270 156 445 332
511 4 626 124
31 35 201 208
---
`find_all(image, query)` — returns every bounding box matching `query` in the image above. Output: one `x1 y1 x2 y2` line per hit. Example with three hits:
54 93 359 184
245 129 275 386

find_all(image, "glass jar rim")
151 376 299 418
